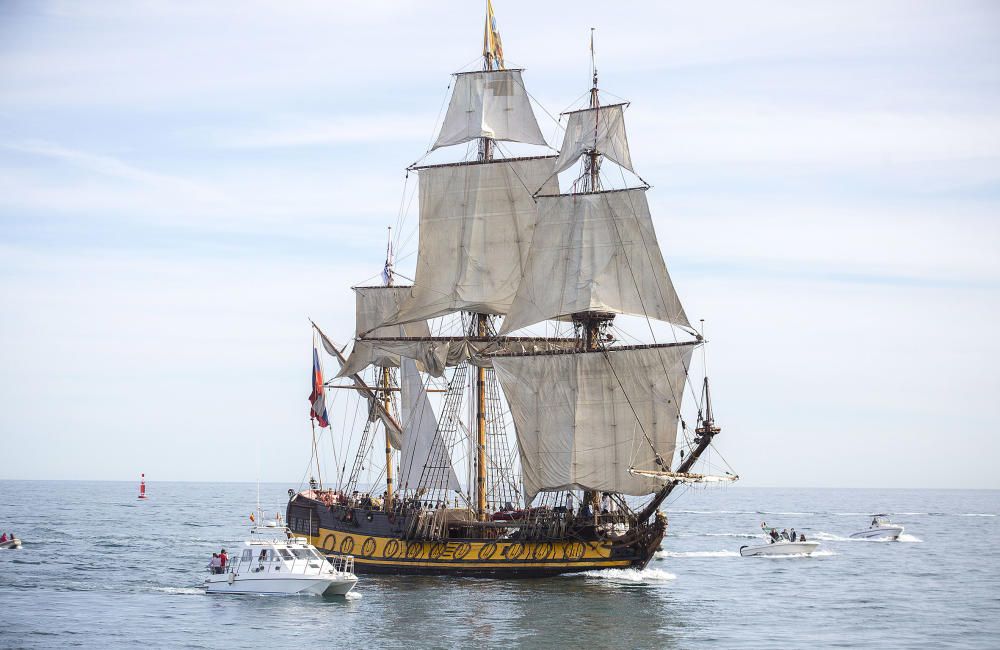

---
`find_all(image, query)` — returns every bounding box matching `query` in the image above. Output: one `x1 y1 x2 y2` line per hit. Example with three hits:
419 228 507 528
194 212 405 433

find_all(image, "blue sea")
1 481 997 648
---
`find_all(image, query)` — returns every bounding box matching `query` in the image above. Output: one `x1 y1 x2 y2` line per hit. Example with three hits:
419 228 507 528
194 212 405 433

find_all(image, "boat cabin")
211 528 352 578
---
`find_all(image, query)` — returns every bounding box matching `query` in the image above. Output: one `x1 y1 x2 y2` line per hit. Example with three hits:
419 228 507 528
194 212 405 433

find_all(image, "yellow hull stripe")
306 527 626 568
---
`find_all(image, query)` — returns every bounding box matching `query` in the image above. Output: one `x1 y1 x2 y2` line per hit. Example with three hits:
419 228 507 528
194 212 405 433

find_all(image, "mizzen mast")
381 226 395 511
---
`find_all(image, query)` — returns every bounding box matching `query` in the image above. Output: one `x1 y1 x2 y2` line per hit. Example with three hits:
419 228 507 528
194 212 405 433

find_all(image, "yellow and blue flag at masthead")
483 0 505 69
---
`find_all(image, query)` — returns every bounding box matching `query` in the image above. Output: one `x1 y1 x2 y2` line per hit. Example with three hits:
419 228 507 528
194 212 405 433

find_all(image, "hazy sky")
1 1 998 488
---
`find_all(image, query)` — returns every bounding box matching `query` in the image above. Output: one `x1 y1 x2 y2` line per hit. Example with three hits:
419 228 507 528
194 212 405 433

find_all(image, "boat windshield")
276 548 294 561
290 548 312 560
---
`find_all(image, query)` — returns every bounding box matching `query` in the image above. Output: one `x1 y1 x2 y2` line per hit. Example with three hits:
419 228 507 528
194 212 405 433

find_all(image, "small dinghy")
204 510 357 597
0 535 22 550
849 514 904 540
740 540 819 557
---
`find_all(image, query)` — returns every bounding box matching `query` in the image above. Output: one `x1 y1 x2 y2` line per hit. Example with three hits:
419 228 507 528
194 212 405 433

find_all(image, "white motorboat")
0 536 22 550
204 516 357 596
740 540 820 557
849 515 904 540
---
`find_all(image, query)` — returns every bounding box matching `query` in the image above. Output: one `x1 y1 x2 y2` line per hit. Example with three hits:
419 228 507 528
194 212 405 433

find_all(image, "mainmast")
475 0 501 521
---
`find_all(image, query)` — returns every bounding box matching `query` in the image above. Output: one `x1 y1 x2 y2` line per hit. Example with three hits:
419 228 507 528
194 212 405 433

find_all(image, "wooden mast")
475 0 497 521
578 28 610 516
382 227 395 510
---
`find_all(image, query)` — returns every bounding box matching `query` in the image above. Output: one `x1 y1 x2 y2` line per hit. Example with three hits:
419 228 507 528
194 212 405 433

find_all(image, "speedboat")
850 514 904 540
204 515 357 596
0 536 22 550
740 540 819 557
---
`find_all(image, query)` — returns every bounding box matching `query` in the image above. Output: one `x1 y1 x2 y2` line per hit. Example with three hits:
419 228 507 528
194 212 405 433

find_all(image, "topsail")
433 70 547 150
552 103 633 176
499 188 690 334
338 286 430 377
379 157 560 327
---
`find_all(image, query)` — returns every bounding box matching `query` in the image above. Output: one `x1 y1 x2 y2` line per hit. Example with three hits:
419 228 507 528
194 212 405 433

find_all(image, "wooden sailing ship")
287 2 736 577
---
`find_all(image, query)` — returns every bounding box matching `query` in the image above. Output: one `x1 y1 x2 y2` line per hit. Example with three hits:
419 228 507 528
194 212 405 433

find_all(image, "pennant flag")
381 232 394 286
309 347 330 427
483 0 505 69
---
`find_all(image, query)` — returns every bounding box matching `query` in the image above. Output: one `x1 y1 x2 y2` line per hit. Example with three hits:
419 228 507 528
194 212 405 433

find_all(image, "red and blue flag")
309 347 329 427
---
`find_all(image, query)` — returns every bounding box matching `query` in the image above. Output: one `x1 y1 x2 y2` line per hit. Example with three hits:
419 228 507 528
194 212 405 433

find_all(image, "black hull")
287 494 664 578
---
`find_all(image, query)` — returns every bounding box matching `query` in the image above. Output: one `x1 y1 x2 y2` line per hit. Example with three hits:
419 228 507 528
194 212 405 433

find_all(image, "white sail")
337 287 430 378
398 358 461 493
552 103 633 176
433 70 547 150
493 344 695 502
499 188 690 334
380 157 560 327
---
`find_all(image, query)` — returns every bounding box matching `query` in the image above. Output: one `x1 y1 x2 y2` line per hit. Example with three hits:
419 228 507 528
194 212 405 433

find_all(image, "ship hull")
287 495 663 578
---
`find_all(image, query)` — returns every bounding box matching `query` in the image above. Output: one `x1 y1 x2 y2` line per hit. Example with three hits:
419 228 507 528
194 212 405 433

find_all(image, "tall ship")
287 2 737 577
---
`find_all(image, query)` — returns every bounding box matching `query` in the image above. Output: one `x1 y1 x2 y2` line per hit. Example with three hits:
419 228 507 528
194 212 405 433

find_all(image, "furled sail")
379 157 560 327
433 70 547 150
492 344 695 502
499 188 691 334
552 103 633 176
359 336 578 378
311 320 404 449
337 286 430 378
398 358 462 493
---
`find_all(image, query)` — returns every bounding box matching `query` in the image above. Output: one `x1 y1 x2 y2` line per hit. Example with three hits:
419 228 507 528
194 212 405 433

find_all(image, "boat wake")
655 549 740 558
576 568 677 584
753 549 836 559
813 532 922 543
702 532 761 539
344 591 363 601
153 586 204 596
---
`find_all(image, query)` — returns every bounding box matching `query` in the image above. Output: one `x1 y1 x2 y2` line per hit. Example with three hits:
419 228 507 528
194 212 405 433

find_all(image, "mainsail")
499 188 690 334
398 358 461 493
493 343 695 502
433 70 547 150
378 157 560 327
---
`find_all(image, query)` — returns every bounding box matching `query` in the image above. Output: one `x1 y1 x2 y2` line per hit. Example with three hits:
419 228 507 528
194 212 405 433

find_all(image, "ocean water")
1 481 997 648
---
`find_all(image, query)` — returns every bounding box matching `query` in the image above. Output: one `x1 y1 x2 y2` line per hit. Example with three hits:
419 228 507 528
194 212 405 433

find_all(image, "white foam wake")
656 550 740 558
754 549 836 559
153 586 204 595
344 591 363 601
578 567 677 583
957 513 996 517
813 532 922 543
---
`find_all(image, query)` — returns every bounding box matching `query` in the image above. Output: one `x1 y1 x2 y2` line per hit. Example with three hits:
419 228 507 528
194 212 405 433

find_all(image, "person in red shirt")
0 533 6 543
219 549 228 571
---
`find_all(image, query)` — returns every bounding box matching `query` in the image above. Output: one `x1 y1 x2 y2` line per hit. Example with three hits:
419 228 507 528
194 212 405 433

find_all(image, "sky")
0 1 998 488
